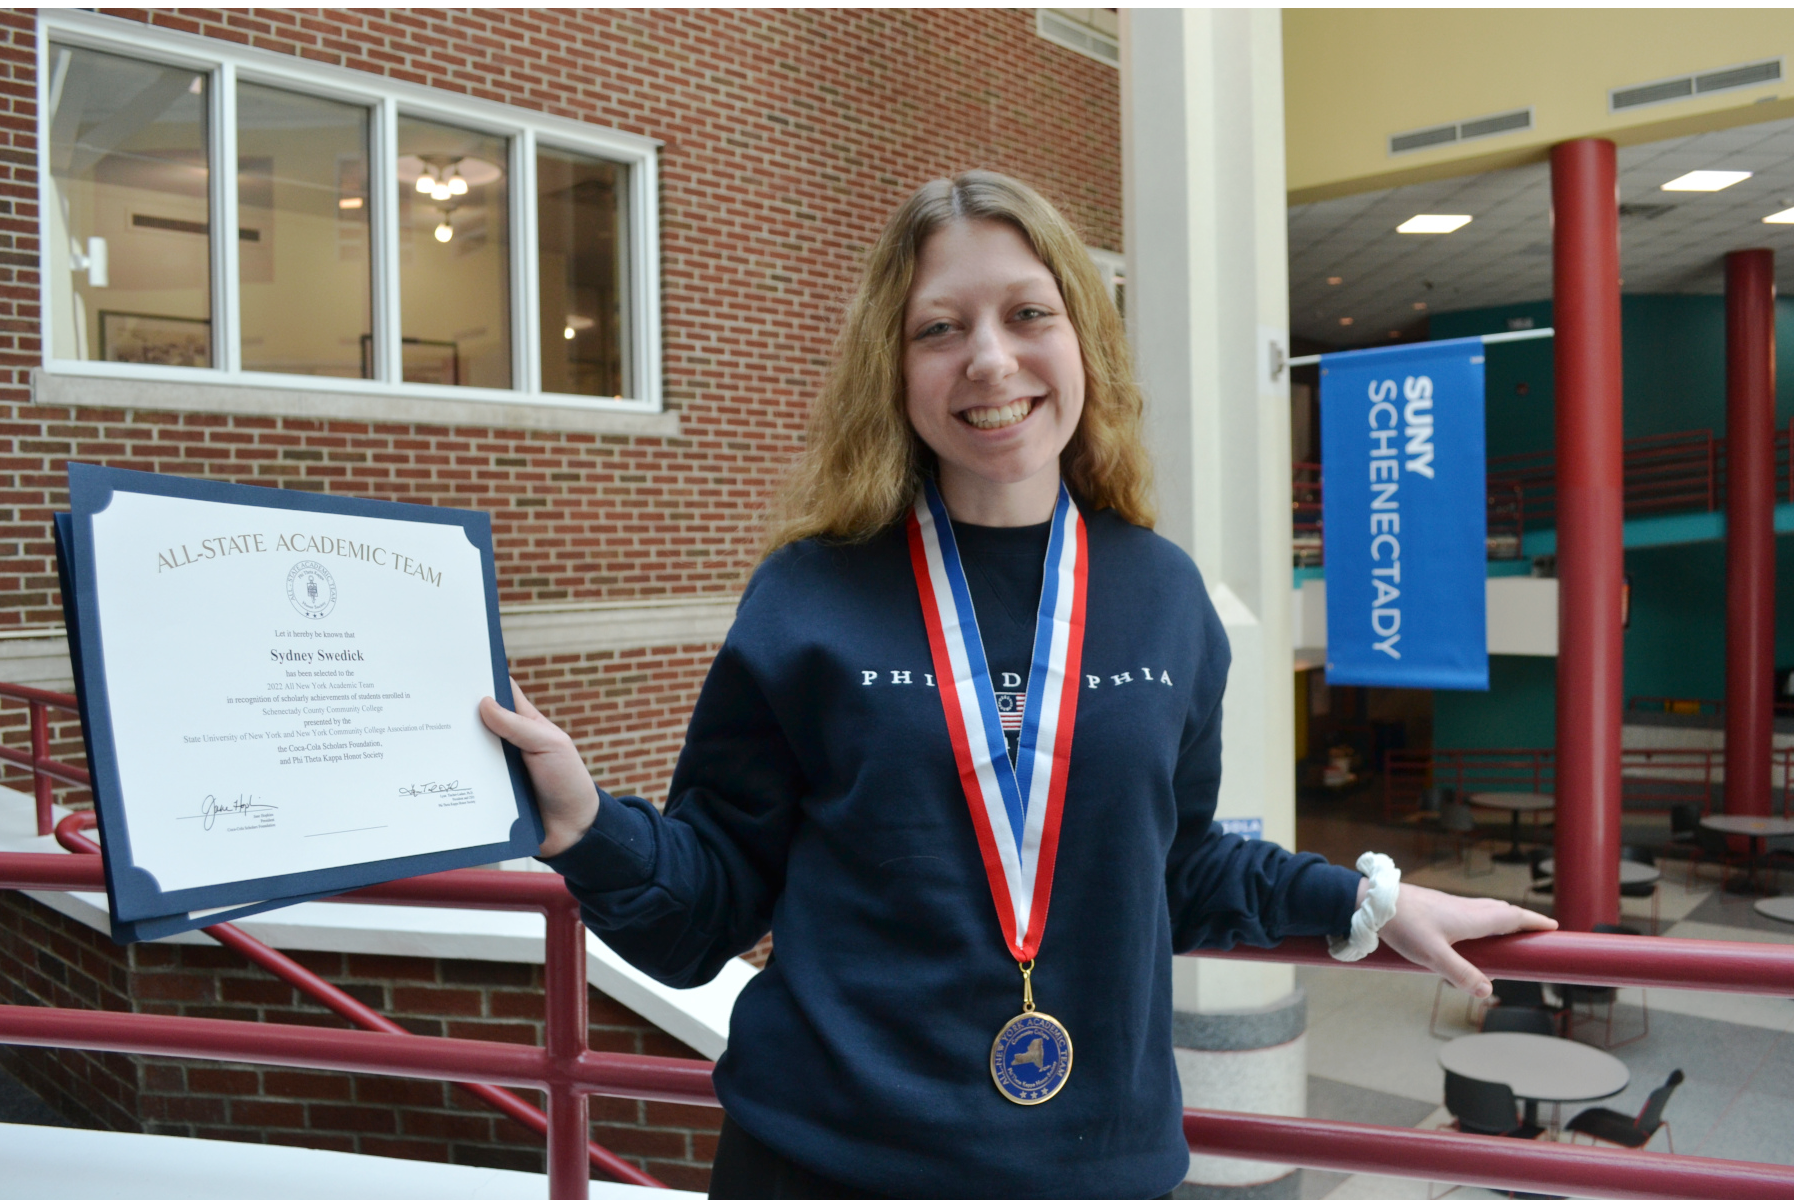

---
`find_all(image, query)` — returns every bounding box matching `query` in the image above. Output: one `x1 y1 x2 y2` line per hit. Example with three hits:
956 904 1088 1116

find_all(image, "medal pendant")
991 1009 1072 1105
990 961 1071 1105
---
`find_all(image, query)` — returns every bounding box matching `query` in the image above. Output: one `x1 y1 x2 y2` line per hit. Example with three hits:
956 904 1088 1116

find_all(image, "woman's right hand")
479 679 601 857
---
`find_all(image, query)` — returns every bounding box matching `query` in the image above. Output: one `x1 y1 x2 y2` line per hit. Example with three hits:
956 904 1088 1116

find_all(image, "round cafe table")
1469 792 1555 863
1439 1032 1629 1130
1753 895 1793 924
1699 815 1795 894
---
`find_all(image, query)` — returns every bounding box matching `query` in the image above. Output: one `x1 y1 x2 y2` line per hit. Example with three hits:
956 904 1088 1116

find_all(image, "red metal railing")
1630 694 1795 719
0 687 1793 1198
0 681 89 837
1485 424 1793 528
1297 424 1793 564
1384 745 1795 822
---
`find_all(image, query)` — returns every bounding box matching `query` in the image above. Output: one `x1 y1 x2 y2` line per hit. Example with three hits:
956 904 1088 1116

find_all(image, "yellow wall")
1284 8 1794 202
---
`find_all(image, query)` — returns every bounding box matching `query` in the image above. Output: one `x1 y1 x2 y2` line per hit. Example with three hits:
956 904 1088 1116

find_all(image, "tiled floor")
1296 786 1794 1199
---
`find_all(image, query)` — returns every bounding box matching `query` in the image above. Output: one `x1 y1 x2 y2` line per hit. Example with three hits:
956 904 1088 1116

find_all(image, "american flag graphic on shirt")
994 690 1029 732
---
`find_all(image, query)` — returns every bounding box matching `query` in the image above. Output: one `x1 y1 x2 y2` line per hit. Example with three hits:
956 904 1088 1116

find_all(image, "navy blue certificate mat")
58 464 542 944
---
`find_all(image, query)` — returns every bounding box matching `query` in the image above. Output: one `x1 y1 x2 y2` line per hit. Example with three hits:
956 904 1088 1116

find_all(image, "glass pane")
396 117 510 388
47 44 211 365
237 83 371 378
537 147 630 398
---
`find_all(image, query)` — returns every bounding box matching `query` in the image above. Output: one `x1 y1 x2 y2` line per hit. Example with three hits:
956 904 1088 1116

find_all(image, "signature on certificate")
398 780 461 798
181 794 280 831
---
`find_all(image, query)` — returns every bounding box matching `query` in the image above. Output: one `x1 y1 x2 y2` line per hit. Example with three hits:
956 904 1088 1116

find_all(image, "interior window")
536 146 630 399
47 44 212 366
236 82 372 379
395 116 511 389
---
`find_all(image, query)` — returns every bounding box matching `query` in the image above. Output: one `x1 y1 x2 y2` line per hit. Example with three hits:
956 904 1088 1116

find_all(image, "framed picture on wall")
98 312 212 369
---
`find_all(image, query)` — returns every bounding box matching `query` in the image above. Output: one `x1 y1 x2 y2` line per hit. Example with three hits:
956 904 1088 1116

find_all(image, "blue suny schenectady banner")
1320 337 1488 691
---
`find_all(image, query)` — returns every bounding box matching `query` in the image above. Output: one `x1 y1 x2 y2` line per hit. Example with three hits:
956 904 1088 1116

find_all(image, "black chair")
1527 846 1554 896
1443 1070 1543 1139
1439 802 1494 876
1566 1069 1684 1152
1481 1005 1557 1036
1490 978 1548 1010
1557 924 1649 1048
1688 823 1753 899
1620 844 1662 933
1667 802 1701 852
1408 785 1453 860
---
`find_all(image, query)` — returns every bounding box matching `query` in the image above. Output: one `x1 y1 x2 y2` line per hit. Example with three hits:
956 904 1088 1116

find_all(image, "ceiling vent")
1036 9 1119 68
1610 58 1784 112
1389 107 1533 156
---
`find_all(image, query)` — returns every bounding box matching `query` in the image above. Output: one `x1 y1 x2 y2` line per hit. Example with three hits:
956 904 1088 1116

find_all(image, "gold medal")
990 960 1072 1105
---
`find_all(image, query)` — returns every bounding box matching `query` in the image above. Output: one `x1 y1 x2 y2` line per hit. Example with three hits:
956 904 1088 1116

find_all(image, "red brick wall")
0 5 1120 797
0 9 1119 1178
0 890 723 1189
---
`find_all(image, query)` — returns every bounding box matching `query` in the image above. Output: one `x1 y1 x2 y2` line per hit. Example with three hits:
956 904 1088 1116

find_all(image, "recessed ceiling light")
1413 302 1428 311
1661 170 1752 192
1339 317 1354 326
1396 214 1472 234
1327 276 1342 285
1764 207 1795 224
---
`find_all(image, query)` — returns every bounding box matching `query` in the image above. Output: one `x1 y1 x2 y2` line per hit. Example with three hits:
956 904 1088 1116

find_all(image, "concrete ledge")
502 599 737 658
1175 1174 1300 1200
1173 988 1307 1052
0 1122 703 1199
32 369 685 438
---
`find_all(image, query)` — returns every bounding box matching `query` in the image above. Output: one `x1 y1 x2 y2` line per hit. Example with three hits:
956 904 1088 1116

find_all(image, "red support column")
545 896 595 1200
1550 139 1623 932
1724 249 1777 819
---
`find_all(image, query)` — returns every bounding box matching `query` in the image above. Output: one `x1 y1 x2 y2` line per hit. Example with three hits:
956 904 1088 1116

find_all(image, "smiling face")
902 218 1086 526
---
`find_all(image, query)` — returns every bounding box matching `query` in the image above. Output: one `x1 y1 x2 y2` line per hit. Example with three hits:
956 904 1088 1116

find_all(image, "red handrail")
1 680 1795 1198
0 680 88 836
51 816 662 1188
1 848 1794 1199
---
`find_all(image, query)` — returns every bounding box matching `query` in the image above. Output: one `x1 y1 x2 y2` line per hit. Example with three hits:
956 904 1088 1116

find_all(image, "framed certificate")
56 464 542 943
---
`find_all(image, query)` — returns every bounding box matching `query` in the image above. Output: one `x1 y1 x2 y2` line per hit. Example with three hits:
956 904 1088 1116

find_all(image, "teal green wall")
1428 293 1795 750
1434 655 1558 750
1430 294 1796 462
1623 534 1797 702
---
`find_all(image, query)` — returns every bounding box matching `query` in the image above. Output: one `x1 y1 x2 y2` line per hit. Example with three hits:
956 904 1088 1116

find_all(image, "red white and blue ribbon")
907 478 1087 963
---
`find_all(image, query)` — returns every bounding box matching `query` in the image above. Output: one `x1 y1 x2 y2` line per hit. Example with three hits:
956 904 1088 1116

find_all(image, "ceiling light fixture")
1327 276 1342 286
337 197 363 210
1338 317 1354 326
434 218 454 243
1413 302 1428 311
1396 214 1472 234
1661 170 1752 192
1764 207 1795 224
563 326 576 340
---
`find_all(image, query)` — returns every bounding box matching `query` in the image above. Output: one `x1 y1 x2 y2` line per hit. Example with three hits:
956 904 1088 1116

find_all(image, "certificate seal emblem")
990 1011 1072 1105
286 560 337 620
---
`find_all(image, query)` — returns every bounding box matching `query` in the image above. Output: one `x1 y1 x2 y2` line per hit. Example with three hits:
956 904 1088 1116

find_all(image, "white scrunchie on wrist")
1327 851 1401 962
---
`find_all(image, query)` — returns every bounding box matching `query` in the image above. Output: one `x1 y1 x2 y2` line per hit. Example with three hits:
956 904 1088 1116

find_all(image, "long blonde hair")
761 170 1153 556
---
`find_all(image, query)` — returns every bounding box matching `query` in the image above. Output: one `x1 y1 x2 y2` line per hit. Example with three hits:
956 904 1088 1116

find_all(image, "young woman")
480 171 1553 1200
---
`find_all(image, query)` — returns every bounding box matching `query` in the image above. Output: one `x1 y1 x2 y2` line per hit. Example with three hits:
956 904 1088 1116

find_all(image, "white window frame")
36 10 664 416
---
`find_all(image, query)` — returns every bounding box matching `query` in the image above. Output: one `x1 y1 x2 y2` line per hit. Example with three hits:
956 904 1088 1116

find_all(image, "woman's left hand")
1376 883 1557 998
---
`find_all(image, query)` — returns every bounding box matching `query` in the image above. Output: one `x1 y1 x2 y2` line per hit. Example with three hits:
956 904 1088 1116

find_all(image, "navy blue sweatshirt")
544 507 1361 1200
